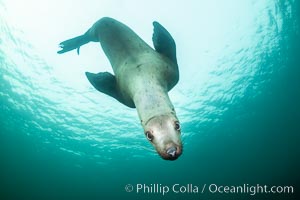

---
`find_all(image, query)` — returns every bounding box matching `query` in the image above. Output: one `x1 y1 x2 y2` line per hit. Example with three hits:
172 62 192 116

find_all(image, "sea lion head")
143 114 182 160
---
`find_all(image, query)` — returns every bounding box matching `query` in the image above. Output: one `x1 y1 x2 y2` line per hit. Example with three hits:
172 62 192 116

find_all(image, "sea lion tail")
57 31 93 55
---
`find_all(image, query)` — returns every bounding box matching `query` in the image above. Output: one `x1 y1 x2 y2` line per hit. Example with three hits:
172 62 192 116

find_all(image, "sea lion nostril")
167 147 177 157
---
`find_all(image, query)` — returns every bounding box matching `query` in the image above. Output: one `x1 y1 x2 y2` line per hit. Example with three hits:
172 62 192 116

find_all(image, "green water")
0 0 299 199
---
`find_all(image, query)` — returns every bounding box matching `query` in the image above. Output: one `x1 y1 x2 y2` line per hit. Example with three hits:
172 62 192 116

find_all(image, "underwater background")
0 0 299 199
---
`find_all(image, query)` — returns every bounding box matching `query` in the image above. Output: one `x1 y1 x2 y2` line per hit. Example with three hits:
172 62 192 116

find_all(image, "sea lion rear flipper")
152 22 177 64
57 30 95 55
85 72 125 105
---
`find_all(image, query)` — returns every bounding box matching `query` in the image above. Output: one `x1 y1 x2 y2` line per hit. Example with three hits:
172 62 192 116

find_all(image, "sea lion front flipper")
152 22 177 64
85 72 125 105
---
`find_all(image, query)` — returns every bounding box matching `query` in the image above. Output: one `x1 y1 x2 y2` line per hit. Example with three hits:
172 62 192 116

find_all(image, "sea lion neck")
132 82 175 127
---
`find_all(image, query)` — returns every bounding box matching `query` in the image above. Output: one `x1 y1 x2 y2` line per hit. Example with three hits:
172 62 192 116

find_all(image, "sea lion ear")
152 21 177 64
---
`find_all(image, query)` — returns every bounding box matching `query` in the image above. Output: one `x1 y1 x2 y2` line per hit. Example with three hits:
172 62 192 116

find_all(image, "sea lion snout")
167 146 177 157
159 142 182 160
163 145 182 160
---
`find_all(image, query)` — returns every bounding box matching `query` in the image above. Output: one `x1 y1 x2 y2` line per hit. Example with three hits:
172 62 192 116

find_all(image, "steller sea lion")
57 17 182 160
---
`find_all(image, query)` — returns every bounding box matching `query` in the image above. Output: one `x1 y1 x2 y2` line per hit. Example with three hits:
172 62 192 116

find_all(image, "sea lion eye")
146 131 154 141
175 121 181 131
